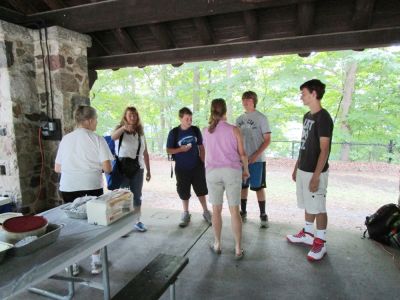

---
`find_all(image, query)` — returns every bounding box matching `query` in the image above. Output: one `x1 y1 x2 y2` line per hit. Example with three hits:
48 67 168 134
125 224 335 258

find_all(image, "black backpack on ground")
364 203 400 245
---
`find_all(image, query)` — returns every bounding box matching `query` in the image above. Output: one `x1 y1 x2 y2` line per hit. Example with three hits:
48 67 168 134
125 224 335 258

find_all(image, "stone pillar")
0 20 91 212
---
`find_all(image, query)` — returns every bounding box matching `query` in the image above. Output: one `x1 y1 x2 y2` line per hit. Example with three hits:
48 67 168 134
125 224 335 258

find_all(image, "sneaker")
307 238 327 261
203 210 212 225
260 214 269 228
179 212 191 228
240 211 247 222
65 263 80 276
91 262 102 275
134 222 147 232
286 229 314 246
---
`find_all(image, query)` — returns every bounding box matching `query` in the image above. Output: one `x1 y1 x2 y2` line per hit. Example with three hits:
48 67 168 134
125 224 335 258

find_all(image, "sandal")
209 244 222 255
235 249 244 260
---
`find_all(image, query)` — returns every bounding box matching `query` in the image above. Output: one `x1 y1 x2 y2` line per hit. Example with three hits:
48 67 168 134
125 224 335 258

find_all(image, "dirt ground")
141 157 400 233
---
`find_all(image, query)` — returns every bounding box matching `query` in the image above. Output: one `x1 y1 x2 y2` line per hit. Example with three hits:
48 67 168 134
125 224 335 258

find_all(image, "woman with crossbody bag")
111 106 151 232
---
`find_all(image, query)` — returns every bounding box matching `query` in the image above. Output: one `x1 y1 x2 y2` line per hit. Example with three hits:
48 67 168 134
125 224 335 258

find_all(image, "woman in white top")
55 105 113 275
111 106 151 232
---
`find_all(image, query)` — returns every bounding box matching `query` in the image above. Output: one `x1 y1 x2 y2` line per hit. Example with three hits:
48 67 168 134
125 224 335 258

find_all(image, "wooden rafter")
27 0 316 33
88 27 400 70
243 10 258 40
91 33 112 56
112 28 139 53
193 17 214 45
149 23 175 49
352 0 376 30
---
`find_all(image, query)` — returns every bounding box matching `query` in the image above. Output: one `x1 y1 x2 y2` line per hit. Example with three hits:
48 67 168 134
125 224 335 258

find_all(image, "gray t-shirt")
236 110 271 162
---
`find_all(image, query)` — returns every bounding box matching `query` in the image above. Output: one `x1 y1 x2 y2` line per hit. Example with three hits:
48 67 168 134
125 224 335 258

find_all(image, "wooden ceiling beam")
243 10 258 40
0 6 26 23
352 0 376 30
112 28 139 53
26 0 316 33
193 17 214 45
88 27 400 70
149 23 175 49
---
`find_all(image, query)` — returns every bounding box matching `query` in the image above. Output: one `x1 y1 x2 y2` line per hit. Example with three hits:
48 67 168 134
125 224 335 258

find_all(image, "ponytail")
208 98 227 133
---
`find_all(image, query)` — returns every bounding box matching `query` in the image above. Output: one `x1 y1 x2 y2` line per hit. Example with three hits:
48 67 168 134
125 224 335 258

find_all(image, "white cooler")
86 190 134 226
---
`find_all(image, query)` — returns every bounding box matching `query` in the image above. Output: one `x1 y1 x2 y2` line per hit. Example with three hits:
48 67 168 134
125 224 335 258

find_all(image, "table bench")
112 253 189 300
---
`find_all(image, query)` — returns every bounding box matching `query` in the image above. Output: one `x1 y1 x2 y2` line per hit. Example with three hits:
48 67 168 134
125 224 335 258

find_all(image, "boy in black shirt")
286 79 333 261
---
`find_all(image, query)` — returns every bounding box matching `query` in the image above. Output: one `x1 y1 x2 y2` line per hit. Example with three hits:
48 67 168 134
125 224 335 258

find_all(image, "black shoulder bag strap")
115 132 124 169
135 133 141 158
170 126 180 178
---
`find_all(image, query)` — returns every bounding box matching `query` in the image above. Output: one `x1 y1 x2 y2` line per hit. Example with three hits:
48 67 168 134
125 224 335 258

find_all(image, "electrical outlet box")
40 118 62 140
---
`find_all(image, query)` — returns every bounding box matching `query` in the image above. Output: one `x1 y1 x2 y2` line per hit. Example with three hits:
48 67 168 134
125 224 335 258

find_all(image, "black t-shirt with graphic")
298 108 333 173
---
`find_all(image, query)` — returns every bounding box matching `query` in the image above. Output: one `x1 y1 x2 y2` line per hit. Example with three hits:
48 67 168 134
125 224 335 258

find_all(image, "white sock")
91 254 101 264
316 230 327 241
305 222 314 235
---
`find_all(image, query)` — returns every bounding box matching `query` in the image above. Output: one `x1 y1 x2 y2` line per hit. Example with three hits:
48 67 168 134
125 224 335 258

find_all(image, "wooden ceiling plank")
112 28 139 53
41 0 65 10
26 0 316 33
243 10 259 40
6 0 38 14
88 27 400 70
352 0 376 30
149 23 175 49
297 1 315 35
193 17 214 45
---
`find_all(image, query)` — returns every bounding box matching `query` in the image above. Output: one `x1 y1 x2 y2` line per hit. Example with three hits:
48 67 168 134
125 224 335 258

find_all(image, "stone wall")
0 21 91 212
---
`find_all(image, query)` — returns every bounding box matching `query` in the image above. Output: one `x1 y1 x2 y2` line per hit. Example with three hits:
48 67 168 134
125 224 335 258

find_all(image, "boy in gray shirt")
236 91 271 228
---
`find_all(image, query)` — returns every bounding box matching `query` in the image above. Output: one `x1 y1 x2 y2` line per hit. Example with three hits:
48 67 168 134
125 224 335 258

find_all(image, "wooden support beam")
88 69 98 90
297 1 315 35
193 17 214 45
352 0 376 30
112 28 139 53
88 27 400 70
149 23 175 49
243 10 258 40
27 0 315 33
41 0 65 10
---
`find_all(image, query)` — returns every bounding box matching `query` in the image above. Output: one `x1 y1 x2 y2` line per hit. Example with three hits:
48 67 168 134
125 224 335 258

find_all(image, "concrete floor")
10 208 400 300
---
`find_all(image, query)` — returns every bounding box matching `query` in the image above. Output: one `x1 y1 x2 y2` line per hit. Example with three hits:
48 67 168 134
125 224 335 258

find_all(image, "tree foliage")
90 47 400 162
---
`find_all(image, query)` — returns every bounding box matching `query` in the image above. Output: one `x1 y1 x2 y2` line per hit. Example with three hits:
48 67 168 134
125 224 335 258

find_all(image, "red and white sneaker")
307 238 327 261
286 229 314 246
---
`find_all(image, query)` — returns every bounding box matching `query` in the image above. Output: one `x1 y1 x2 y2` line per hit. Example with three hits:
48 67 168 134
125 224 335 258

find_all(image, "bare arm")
102 160 112 174
249 132 271 164
309 137 330 192
54 163 61 173
111 126 125 140
292 160 299 182
166 145 192 155
199 145 205 162
233 127 249 179
144 139 151 181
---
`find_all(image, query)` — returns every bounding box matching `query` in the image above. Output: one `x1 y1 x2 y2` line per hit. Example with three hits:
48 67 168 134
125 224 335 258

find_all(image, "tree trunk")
340 61 357 161
193 66 200 113
158 66 167 153
226 60 233 122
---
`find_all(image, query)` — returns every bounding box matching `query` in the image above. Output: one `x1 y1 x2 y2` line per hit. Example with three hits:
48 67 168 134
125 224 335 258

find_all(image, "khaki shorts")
296 169 329 214
206 168 242 206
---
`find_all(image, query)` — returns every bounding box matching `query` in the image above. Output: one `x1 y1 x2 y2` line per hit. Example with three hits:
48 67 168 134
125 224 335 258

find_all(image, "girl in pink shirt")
203 98 249 259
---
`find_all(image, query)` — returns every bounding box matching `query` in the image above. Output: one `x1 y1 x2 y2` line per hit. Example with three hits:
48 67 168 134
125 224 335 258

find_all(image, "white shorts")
206 168 242 207
296 169 329 214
